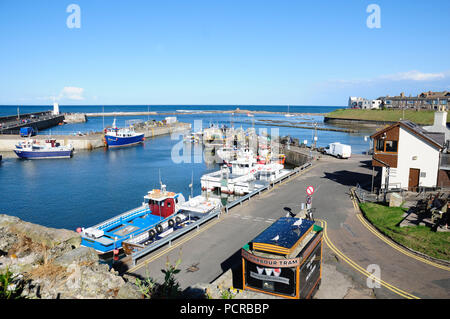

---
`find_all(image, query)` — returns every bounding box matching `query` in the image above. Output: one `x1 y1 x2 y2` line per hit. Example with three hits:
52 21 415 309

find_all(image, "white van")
324 142 351 159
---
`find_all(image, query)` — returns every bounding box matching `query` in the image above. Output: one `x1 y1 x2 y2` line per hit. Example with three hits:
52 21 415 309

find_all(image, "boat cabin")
144 186 181 218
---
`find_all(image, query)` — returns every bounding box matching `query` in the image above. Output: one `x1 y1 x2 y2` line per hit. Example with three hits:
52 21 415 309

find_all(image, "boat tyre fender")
156 224 163 234
175 216 182 224
168 219 175 227
148 229 156 239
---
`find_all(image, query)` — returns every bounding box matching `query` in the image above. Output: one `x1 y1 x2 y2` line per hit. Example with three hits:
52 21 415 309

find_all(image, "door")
408 168 420 191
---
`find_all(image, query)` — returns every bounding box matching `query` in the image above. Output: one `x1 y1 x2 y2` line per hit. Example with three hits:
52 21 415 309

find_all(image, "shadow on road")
213 249 244 289
322 170 374 190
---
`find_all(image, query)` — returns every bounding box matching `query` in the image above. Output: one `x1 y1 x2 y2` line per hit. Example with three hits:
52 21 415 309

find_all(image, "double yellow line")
317 219 420 299
350 189 450 272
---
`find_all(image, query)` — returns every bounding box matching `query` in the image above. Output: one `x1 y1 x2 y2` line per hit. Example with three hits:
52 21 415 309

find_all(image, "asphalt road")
123 154 449 299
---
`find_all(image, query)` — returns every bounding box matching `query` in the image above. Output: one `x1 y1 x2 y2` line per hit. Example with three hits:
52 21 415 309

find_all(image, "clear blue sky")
0 0 449 106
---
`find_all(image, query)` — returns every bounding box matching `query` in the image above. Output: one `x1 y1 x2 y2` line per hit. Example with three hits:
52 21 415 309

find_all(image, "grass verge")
326 109 447 125
359 202 450 261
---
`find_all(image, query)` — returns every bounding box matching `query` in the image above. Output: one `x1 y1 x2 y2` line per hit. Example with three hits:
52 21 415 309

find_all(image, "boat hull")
14 149 73 159
105 133 144 148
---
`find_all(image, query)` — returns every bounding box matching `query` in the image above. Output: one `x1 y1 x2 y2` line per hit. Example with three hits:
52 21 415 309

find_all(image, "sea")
0 105 374 230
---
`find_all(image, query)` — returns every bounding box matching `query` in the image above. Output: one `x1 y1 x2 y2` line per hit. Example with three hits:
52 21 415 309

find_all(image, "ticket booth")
241 217 323 299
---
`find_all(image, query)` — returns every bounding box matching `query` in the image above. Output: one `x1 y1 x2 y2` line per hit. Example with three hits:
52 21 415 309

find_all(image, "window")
376 139 398 152
385 141 398 152
376 139 384 151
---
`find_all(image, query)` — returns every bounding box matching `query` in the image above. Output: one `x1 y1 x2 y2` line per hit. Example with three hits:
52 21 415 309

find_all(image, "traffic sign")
306 186 314 195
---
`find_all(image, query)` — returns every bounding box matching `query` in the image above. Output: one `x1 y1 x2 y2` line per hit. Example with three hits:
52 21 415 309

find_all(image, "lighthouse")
53 102 60 115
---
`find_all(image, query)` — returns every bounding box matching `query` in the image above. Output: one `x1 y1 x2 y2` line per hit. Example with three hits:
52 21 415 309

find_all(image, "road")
122 154 449 299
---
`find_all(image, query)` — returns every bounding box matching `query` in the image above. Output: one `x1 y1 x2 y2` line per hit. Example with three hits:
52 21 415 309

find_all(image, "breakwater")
0 111 65 134
0 122 191 151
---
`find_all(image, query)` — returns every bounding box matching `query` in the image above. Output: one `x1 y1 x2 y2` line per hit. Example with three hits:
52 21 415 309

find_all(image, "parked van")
19 127 35 137
324 142 351 159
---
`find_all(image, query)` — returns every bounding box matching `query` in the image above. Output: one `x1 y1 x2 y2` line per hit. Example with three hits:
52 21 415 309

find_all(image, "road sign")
306 186 314 195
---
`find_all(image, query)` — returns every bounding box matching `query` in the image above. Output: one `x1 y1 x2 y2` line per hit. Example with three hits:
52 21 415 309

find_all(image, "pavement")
121 154 450 299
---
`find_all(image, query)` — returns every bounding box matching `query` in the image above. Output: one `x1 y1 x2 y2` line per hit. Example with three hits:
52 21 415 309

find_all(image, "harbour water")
0 105 374 231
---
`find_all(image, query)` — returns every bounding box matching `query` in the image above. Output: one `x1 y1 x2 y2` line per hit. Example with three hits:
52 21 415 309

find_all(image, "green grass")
326 109 447 125
359 202 450 261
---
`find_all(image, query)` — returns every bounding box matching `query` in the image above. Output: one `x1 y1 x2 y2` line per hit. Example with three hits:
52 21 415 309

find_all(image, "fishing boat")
104 119 144 148
14 139 74 159
216 146 237 164
79 185 186 254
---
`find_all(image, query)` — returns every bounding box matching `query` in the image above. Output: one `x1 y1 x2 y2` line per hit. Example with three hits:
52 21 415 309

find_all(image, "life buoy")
168 219 175 227
155 224 163 233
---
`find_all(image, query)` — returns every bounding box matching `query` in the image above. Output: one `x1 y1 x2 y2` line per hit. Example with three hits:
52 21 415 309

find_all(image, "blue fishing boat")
79 185 187 254
104 119 144 148
14 139 74 159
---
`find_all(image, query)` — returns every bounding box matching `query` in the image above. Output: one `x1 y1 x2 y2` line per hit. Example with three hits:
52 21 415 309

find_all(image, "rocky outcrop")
0 214 142 299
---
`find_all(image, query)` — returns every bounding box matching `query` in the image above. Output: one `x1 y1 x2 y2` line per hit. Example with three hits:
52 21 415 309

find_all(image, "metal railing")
129 161 312 265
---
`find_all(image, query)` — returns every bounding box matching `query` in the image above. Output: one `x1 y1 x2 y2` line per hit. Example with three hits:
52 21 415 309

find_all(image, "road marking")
317 219 420 299
350 188 450 272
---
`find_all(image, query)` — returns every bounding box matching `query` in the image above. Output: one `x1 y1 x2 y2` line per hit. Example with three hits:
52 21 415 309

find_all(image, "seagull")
293 219 303 227
271 234 280 241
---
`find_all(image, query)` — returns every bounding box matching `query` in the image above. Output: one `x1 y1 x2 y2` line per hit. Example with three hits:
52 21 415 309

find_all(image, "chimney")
434 108 447 128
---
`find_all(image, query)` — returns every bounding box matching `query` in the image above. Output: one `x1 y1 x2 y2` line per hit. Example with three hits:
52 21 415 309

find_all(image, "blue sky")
0 0 449 106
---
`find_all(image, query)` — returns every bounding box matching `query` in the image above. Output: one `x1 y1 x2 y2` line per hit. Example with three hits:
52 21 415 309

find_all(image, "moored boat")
14 139 74 159
104 119 144 148
79 185 186 254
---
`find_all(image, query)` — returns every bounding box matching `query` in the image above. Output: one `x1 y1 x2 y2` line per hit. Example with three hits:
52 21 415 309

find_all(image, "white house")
371 120 446 191
348 97 382 109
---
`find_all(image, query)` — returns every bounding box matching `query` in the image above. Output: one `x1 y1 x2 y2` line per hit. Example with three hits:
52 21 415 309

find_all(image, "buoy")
113 249 119 255
76 227 82 233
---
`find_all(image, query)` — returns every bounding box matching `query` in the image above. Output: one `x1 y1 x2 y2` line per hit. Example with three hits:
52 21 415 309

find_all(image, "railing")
129 161 312 266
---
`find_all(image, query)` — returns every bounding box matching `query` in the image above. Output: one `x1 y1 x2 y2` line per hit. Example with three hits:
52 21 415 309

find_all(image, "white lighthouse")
53 102 60 115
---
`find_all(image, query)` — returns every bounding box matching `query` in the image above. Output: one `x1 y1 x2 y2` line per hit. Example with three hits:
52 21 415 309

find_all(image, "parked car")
324 142 351 159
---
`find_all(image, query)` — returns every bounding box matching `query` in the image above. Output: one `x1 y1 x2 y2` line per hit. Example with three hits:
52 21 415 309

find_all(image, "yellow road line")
317 219 420 299
351 189 450 272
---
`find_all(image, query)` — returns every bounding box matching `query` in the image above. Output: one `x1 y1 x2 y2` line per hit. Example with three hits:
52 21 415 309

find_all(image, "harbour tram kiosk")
241 217 323 299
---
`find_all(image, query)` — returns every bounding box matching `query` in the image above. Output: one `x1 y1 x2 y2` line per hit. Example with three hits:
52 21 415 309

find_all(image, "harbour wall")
323 117 396 126
0 113 65 134
0 122 191 151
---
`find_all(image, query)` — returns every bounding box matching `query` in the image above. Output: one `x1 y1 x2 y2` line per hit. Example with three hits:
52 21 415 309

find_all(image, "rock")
0 214 147 299
389 193 403 207
0 214 81 249
117 283 143 299
54 246 99 267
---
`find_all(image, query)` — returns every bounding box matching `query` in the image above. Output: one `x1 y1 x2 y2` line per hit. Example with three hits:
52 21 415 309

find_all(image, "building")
371 114 449 191
348 97 382 109
378 91 450 110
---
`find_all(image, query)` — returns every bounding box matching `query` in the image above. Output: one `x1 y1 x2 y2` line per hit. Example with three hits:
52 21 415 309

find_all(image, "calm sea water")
0 105 373 230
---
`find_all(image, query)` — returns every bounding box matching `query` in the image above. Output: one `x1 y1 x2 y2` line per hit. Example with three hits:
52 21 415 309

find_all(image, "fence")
129 161 313 266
